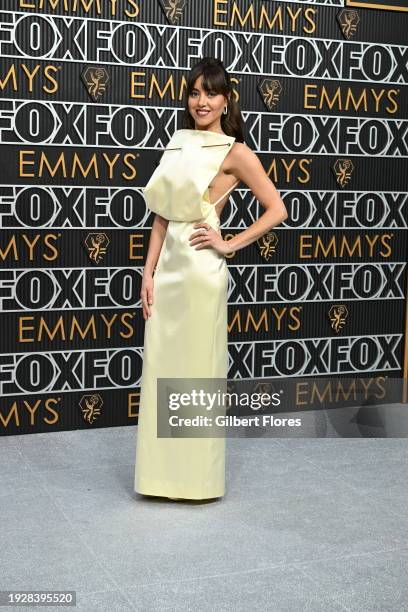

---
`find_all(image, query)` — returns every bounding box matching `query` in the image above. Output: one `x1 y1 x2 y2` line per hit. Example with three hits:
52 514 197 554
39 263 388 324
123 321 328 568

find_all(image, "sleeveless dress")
134 128 238 500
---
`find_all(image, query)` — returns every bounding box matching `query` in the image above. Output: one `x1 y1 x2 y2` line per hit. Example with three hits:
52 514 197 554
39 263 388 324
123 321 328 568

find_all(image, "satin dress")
134 128 238 500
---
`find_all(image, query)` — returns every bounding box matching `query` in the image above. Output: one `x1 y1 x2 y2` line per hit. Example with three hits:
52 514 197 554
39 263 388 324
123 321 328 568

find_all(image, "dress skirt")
134 204 228 499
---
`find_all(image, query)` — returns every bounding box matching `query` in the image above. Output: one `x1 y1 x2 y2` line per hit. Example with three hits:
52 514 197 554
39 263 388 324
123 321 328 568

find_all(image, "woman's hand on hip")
140 273 154 320
189 223 232 256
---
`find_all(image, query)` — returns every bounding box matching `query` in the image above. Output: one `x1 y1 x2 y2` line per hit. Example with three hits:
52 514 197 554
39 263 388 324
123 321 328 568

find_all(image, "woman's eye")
190 91 217 97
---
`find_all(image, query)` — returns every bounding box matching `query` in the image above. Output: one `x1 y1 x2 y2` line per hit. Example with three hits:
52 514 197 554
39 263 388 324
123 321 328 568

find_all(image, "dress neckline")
177 128 232 139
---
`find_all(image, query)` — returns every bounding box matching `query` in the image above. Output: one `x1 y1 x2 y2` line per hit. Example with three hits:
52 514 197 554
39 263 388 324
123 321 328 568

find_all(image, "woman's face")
188 75 228 130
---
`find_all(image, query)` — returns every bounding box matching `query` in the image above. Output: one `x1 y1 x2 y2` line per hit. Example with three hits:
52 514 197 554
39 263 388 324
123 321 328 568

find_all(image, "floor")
1 425 408 611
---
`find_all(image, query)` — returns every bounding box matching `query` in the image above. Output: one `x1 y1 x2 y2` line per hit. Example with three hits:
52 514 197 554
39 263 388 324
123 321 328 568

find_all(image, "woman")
134 57 288 503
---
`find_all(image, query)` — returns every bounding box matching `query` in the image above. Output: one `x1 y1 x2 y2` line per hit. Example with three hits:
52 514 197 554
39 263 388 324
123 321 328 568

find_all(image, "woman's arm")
223 142 288 254
141 213 169 319
143 213 169 276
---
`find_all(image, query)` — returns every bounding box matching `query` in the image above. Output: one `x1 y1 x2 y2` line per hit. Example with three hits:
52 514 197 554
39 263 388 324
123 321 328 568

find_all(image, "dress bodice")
143 129 236 222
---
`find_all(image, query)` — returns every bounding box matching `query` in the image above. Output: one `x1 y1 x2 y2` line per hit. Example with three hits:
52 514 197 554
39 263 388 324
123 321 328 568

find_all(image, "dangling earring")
223 104 228 115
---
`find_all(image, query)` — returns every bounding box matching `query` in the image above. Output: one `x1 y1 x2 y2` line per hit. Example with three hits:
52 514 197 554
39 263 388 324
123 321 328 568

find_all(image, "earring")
223 104 228 115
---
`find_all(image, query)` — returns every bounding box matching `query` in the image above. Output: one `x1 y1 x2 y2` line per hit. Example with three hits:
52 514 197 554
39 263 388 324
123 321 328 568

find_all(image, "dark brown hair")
181 57 245 142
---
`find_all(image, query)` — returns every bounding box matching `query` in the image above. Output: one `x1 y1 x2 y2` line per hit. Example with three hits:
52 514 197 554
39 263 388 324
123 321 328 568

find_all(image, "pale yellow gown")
134 128 238 500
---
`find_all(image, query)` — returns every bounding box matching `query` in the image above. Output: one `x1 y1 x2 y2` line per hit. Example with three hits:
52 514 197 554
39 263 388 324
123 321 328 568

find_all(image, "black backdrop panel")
0 1 407 435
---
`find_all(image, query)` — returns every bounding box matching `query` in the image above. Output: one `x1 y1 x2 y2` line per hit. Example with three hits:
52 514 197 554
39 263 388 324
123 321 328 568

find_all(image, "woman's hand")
189 223 232 256
140 273 154 320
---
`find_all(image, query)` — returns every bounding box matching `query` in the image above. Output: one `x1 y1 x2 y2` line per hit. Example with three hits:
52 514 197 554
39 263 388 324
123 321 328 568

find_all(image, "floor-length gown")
134 128 238 500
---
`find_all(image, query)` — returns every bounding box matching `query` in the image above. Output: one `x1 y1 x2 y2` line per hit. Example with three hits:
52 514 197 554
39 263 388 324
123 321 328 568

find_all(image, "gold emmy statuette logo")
332 159 354 188
257 231 278 260
81 67 109 102
227 380 237 395
253 381 275 396
337 9 360 40
85 233 109 264
158 0 187 24
328 305 348 332
226 380 238 410
258 78 282 110
79 394 103 424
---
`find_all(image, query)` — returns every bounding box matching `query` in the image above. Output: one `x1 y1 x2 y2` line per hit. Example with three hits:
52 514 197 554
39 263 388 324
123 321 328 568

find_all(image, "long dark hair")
181 57 245 143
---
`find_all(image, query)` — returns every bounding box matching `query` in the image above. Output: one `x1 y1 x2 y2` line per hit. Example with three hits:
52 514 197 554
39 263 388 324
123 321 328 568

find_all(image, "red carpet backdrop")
0 0 407 435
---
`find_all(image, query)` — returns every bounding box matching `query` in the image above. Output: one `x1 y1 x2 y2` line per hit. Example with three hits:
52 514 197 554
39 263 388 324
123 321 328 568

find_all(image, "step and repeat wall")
1 0 408 435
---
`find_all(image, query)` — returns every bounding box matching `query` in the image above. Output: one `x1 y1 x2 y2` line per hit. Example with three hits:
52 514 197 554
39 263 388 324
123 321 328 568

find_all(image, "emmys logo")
258 78 282 110
159 0 187 24
79 394 103 424
337 9 360 40
332 159 354 188
328 305 348 332
85 233 109 264
81 67 109 101
257 232 278 261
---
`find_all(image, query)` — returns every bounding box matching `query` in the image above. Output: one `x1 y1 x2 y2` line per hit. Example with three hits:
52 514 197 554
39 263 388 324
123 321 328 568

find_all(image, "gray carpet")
1 426 407 611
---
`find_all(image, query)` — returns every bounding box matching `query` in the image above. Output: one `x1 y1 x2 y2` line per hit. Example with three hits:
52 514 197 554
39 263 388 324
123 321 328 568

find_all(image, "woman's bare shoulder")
229 141 256 162
231 140 250 152
226 141 258 174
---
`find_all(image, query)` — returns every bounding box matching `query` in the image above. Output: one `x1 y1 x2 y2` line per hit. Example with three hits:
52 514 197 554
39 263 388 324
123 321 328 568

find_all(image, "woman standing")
134 57 288 502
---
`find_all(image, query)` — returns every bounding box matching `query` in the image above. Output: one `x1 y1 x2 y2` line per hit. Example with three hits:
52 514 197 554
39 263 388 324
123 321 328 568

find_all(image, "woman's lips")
196 110 210 116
